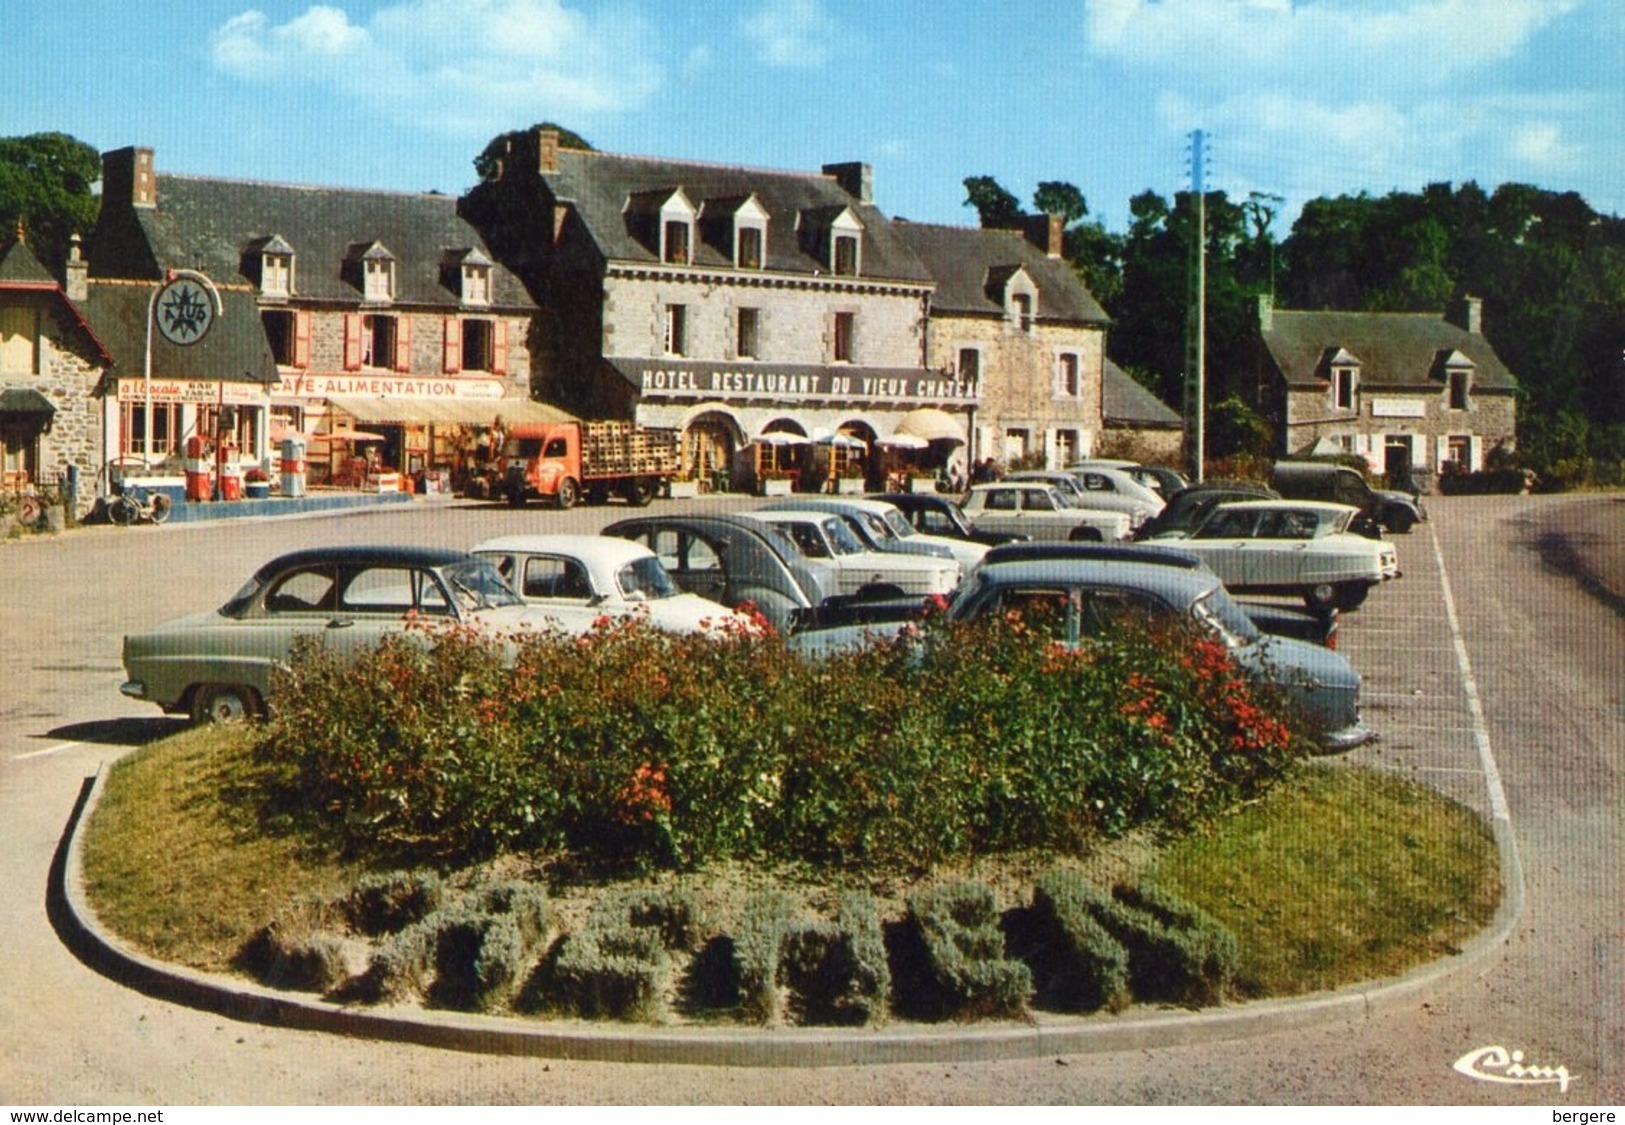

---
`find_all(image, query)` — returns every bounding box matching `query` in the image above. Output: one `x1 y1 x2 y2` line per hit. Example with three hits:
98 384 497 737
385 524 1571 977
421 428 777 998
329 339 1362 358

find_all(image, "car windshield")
1192 587 1260 648
822 517 866 555
857 512 895 541
618 556 678 601
221 573 269 618
880 509 917 538
443 558 524 611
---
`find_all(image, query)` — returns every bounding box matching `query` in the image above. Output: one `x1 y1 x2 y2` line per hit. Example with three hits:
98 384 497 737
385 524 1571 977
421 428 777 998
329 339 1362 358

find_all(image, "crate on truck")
501 420 681 509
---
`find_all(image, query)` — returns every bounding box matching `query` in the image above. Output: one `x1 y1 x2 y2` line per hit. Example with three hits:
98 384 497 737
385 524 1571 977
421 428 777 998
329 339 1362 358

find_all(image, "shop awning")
325 396 577 427
894 407 966 443
0 388 56 417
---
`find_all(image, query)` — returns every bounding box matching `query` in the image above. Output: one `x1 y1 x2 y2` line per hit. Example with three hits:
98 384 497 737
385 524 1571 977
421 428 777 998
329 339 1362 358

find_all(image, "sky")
7 0 1623 235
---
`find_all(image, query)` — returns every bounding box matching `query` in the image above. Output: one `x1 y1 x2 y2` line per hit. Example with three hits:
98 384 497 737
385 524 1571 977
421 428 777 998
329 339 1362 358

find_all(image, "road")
1 492 1620 1104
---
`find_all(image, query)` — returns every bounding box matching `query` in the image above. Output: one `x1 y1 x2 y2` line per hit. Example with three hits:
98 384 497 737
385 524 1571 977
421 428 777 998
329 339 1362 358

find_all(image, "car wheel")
1385 508 1415 534
1305 582 1338 611
555 477 579 510
192 683 259 726
623 477 655 507
1334 582 1370 611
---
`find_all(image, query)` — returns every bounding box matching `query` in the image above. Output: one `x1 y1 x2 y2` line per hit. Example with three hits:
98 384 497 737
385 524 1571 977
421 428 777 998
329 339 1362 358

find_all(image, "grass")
80 727 1501 1003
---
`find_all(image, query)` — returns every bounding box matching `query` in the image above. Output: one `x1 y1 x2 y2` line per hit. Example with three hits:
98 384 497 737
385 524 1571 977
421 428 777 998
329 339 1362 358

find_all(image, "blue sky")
9 0 1622 233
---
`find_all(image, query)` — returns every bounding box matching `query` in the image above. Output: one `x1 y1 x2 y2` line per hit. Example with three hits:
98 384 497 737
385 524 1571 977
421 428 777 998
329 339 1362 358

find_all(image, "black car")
866 492 1029 546
1271 461 1424 535
1132 482 1279 541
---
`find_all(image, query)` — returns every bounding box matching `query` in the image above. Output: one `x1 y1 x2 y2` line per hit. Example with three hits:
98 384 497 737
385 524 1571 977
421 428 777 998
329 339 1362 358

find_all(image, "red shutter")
395 317 413 372
343 314 362 371
491 320 508 375
293 310 311 369
443 316 462 374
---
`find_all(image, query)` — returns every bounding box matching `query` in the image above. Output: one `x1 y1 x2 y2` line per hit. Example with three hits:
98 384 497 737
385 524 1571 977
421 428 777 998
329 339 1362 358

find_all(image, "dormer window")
833 233 858 276
1438 348 1474 411
1448 370 1470 410
664 219 690 264
352 241 395 303
459 250 493 306
257 235 295 298
1326 346 1360 411
992 265 1038 334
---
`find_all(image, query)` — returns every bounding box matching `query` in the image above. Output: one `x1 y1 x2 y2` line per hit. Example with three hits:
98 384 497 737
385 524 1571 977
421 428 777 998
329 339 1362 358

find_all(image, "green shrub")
1113 882 1238 998
905 881 1031 1019
1028 870 1131 1012
735 891 891 1026
544 887 701 1021
234 894 351 992
343 870 447 936
1062 877 1238 1006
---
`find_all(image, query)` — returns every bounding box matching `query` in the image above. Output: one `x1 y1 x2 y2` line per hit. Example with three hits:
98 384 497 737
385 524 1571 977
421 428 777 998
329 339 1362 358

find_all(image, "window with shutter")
443 317 462 373
343 314 363 371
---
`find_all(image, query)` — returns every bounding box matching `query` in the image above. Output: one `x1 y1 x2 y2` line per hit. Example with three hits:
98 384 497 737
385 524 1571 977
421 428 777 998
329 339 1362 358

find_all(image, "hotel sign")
633 364 980 405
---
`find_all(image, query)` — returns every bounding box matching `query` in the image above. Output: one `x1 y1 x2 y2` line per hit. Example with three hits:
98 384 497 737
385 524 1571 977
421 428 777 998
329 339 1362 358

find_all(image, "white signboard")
1370 398 1426 418
276 374 507 400
118 379 268 405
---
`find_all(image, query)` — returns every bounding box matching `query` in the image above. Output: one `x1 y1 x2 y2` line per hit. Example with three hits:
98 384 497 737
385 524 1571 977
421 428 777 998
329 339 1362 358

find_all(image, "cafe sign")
118 378 268 405
276 374 508 400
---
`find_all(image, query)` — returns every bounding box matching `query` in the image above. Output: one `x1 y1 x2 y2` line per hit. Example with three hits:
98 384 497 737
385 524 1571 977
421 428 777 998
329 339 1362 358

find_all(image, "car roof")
1207 499 1360 514
764 497 898 515
471 534 653 566
969 480 1060 492
983 541 1206 569
254 544 474 575
971 557 1221 603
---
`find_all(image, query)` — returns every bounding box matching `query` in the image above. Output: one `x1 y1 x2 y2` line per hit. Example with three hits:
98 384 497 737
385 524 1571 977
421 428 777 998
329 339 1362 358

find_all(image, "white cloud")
208 0 661 132
740 0 837 69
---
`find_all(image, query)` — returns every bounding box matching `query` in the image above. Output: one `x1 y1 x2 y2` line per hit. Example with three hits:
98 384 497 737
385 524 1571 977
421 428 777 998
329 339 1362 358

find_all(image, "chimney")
1459 294 1483 334
538 128 560 175
822 161 872 204
1046 213 1064 258
1257 293 1274 332
102 146 157 209
64 234 88 301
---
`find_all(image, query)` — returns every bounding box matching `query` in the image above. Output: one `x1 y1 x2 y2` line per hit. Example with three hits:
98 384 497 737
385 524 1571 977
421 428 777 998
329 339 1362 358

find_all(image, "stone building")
1100 359 1183 464
86 146 543 484
1253 295 1518 483
0 225 111 508
890 217 1111 471
463 129 975 490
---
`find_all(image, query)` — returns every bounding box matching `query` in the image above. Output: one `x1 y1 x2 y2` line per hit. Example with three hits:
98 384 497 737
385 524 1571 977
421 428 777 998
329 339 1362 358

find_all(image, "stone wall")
1284 386 1517 472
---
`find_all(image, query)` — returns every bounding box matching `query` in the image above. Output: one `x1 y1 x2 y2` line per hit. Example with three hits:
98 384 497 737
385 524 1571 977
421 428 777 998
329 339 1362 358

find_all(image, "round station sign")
154 275 216 346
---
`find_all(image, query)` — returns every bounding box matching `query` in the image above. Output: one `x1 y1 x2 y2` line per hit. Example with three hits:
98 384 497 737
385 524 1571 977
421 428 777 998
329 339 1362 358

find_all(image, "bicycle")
108 479 173 526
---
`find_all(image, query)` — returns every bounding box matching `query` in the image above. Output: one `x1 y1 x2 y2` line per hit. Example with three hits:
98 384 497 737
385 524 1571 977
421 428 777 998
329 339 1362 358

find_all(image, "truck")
501 420 681 509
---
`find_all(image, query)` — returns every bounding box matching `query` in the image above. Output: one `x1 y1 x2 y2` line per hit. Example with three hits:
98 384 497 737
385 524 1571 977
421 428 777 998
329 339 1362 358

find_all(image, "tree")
0 132 100 275
962 175 1024 230
474 122 593 182
1033 181 1087 224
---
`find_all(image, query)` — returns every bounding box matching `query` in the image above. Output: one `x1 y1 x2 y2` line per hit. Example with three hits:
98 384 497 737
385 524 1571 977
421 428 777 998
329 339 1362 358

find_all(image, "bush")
1057 876 1237 1006
234 894 352 992
343 870 447 936
545 887 702 1021
734 891 890 1026
256 605 1307 872
1028 870 1131 1012
905 881 1031 1019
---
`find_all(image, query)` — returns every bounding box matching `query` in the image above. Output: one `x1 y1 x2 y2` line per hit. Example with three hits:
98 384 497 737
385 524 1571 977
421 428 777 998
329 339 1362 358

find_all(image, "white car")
472 534 754 633
760 497 989 573
961 483 1133 543
1151 500 1399 610
742 511 960 597
1007 468 1164 529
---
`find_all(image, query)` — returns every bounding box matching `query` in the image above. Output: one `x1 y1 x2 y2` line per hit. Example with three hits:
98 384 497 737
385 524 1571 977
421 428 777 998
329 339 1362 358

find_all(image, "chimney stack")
1046 213 1064 258
1257 293 1274 332
822 162 872 204
538 128 560 175
1460 295 1483 334
64 234 88 301
102 146 157 209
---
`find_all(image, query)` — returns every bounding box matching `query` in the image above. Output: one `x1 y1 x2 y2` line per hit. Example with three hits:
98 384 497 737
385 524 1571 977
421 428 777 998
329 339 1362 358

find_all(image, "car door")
1186 507 1264 586
322 562 456 661
1243 508 1319 589
1018 487 1069 541
512 552 603 631
657 528 732 606
972 488 1023 538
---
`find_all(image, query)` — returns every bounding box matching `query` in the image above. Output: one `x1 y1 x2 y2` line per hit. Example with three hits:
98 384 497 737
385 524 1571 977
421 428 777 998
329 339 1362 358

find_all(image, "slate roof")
78 282 276 386
1262 308 1517 393
0 233 57 287
888 221 1110 325
531 149 934 284
1102 359 1181 427
89 174 536 310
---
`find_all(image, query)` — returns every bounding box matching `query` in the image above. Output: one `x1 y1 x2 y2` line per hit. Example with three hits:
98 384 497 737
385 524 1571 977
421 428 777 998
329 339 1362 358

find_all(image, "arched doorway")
753 418 809 492
681 410 739 492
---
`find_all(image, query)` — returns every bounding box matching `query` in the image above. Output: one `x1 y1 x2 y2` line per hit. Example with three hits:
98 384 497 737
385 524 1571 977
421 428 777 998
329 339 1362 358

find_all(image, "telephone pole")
1184 130 1208 482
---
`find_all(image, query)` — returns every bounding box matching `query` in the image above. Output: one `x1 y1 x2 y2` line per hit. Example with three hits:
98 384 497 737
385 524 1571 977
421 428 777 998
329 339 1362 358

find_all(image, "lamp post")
144 269 220 464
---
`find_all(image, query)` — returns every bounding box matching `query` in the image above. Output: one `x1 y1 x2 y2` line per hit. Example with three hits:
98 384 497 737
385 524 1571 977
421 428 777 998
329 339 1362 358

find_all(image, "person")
489 415 507 465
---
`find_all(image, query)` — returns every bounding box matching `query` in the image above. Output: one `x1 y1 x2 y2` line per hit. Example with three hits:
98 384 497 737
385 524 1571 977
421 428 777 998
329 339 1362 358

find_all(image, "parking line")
11 741 85 761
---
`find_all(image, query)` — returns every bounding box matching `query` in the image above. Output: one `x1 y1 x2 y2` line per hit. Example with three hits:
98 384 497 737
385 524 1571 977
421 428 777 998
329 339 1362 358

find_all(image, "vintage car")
1271 460 1425 535
602 513 839 633
1131 482 1280 541
961 482 1133 543
120 545 546 724
1150 499 1400 610
1068 460 1189 498
787 555 1372 751
865 492 1029 547
742 510 960 598
471 534 752 634
760 496 988 572
1007 467 1164 529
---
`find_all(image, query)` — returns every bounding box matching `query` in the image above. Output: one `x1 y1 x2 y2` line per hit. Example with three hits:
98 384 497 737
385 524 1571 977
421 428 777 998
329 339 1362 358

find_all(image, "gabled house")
1253 295 1518 482
889 216 1112 469
0 225 112 506
87 146 541 482
462 129 971 490
1101 359 1183 463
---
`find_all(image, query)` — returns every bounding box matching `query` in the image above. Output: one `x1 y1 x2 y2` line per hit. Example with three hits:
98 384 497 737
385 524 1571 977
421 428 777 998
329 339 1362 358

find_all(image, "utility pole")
1184 130 1208 482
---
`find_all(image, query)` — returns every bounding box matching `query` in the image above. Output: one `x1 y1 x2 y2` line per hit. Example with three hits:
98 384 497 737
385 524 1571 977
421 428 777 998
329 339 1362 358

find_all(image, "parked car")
120 545 545 724
1150 499 1400 610
789 555 1372 751
742 510 960 598
471 534 751 634
761 496 988 572
1068 459 1188 498
977 540 1339 648
602 513 839 633
1008 467 1164 529
866 492 1029 547
1271 460 1425 535
961 482 1133 543
1132 482 1280 541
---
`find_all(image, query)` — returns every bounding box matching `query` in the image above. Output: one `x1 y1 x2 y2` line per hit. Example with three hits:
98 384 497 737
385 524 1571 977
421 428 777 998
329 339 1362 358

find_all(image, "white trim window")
956 345 981 386
664 304 688 357
1332 365 1358 411
461 263 492 306
733 195 768 270
659 190 697 265
363 253 394 303
830 209 863 276
832 311 855 363
736 307 760 359
261 252 292 298
1055 351 1082 398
